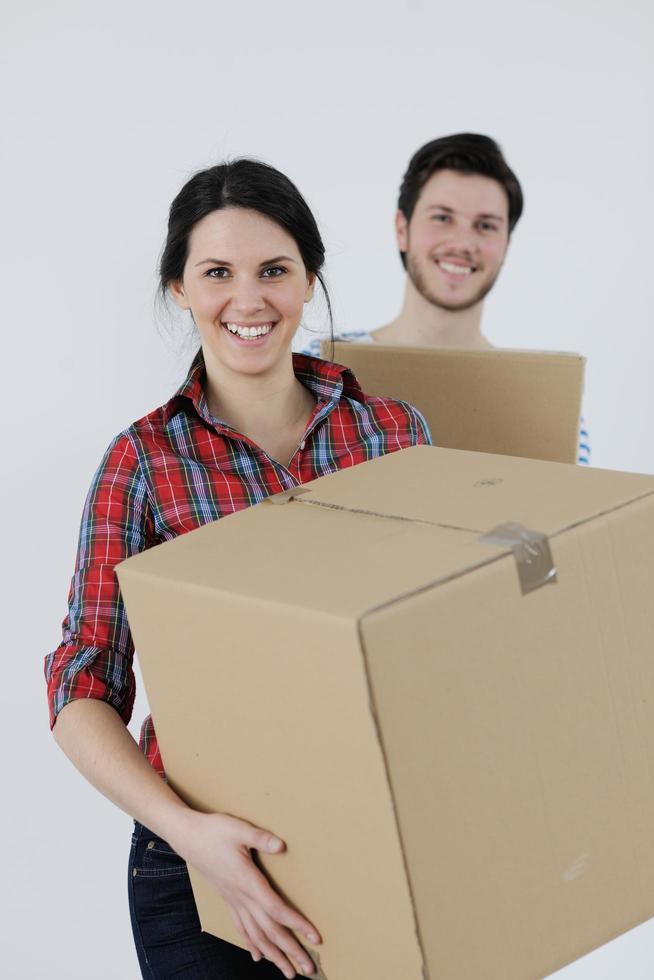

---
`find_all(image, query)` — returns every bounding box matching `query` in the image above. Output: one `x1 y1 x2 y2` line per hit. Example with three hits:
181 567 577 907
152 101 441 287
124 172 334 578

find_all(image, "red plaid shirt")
45 352 430 775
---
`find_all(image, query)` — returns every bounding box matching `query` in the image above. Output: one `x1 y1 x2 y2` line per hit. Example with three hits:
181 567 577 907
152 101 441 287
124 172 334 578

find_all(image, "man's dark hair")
397 133 524 267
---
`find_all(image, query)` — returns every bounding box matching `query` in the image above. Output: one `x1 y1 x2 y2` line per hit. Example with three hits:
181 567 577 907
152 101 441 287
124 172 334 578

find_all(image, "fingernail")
308 932 320 944
269 836 283 852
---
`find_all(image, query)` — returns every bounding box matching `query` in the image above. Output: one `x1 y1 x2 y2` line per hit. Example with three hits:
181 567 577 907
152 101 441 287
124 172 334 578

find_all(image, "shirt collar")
161 349 366 427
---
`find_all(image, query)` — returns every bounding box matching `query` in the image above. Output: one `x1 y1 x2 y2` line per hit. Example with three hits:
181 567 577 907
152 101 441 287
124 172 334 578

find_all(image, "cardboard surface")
117 446 654 980
322 341 585 463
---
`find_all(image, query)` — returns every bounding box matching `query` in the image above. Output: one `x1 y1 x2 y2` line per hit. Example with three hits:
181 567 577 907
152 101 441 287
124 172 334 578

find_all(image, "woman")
45 159 430 979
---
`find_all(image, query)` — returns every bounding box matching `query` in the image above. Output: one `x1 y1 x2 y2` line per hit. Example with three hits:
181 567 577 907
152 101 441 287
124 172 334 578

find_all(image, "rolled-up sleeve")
410 405 432 446
394 400 432 447
44 432 153 728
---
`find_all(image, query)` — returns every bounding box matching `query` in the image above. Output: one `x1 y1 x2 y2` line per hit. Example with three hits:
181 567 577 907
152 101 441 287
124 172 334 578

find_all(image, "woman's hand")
174 810 321 979
52 702 318 976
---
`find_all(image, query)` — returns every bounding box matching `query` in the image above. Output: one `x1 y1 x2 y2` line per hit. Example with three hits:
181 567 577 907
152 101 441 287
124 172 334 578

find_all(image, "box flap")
119 447 654 619
325 342 586 463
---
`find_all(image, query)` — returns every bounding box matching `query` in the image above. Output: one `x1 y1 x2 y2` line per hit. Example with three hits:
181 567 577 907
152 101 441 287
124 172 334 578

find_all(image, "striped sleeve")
298 330 373 357
405 402 432 446
365 397 432 448
578 418 591 465
44 432 153 728
298 335 325 357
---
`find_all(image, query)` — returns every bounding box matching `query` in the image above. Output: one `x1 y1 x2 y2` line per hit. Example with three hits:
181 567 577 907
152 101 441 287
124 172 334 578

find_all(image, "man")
304 133 590 462
371 132 522 349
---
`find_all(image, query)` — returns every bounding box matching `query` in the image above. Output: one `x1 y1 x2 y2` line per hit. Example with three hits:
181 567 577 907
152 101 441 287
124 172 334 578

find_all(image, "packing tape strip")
268 491 555 596
480 522 557 595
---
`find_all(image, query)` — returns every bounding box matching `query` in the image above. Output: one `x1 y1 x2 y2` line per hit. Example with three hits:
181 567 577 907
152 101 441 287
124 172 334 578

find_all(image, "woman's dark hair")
159 158 332 331
397 133 524 268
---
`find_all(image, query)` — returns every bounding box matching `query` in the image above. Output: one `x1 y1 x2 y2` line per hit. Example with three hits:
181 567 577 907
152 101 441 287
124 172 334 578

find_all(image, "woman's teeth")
224 323 274 339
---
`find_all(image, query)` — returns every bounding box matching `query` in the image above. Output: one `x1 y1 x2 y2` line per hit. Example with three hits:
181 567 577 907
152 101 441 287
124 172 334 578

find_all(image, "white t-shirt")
302 330 591 465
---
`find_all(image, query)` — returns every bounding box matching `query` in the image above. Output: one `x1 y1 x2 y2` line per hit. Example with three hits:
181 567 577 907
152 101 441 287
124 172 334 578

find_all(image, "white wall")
3 0 653 976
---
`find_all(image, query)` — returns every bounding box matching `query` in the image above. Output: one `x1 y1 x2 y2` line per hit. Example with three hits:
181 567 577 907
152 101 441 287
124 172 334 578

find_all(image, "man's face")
397 169 511 312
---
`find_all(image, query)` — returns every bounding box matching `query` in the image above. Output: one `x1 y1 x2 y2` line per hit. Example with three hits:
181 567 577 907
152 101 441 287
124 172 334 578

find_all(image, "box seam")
356 617 431 980
306 491 654 618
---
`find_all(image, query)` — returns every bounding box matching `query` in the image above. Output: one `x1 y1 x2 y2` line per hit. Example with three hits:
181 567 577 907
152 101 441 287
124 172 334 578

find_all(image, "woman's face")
170 207 314 378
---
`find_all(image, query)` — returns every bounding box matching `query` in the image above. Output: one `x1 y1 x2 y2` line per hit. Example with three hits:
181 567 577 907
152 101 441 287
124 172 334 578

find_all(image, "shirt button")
299 440 306 450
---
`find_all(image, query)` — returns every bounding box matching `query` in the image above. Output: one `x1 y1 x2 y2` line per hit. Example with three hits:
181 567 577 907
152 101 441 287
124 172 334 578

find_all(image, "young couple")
45 134 579 980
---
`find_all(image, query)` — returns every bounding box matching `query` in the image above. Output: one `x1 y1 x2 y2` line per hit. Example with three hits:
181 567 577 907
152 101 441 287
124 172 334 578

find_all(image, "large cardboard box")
321 341 585 463
117 446 654 980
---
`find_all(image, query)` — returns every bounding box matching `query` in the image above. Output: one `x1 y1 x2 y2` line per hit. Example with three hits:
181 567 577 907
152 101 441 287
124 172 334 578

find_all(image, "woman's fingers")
244 872 322 960
235 866 317 974
231 908 262 963
255 879 321 947
233 831 321 946
274 900 322 946
186 812 322 972
251 904 316 977
240 908 299 979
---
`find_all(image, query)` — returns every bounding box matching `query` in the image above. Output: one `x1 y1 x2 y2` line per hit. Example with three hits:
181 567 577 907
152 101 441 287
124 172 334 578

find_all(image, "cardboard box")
321 341 585 463
117 446 654 980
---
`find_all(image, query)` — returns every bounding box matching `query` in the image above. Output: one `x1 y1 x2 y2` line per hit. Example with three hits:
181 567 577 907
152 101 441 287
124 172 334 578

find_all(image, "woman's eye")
206 267 230 279
261 266 286 278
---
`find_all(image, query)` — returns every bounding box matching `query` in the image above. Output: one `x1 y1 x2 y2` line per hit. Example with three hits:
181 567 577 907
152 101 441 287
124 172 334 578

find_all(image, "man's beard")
406 252 501 313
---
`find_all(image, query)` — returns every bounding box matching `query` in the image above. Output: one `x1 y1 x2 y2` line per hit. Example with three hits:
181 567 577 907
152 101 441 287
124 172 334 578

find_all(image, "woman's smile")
222 320 278 344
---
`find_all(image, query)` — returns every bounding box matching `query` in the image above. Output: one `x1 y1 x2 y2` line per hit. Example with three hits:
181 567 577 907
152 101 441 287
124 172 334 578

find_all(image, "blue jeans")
128 821 306 979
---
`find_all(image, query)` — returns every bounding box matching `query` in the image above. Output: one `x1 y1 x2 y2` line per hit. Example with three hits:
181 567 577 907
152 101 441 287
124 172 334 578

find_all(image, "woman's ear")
304 273 316 304
169 279 190 311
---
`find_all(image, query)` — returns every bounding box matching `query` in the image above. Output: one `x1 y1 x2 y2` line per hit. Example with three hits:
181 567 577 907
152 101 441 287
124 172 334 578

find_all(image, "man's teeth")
438 261 473 276
224 323 273 338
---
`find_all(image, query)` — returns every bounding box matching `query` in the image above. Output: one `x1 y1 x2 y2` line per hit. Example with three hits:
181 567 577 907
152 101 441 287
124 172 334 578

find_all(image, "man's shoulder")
335 330 375 344
299 329 375 357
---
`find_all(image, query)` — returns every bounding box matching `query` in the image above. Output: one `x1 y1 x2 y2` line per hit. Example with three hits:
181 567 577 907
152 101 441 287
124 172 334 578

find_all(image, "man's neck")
372 280 493 350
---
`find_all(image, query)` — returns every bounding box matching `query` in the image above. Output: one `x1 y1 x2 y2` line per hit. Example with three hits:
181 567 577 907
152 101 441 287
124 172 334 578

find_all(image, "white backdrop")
2 0 653 976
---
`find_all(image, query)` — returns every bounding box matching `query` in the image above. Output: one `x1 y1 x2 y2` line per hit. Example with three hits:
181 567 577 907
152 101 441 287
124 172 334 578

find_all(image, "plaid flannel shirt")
45 352 431 775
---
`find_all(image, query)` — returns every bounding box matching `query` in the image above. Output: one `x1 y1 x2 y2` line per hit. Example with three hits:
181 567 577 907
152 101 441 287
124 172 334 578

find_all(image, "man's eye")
206 267 230 279
261 266 286 278
431 214 450 223
478 222 498 232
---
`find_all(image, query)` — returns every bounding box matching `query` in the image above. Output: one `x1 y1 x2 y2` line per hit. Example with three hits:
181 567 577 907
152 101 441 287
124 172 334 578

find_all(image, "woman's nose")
229 275 266 315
